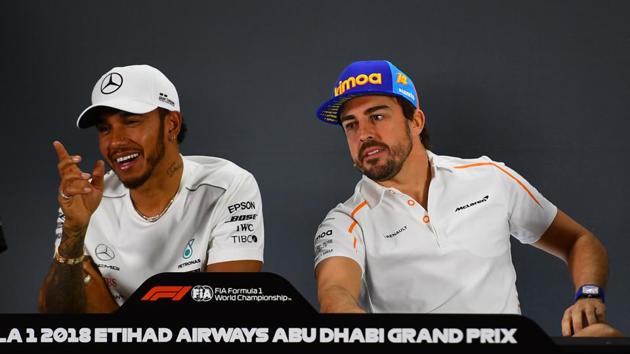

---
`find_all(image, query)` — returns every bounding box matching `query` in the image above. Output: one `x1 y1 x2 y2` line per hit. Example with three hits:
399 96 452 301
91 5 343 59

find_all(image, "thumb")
90 160 106 190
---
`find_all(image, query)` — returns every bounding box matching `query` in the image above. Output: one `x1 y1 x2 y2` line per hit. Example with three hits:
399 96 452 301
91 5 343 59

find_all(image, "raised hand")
53 140 105 236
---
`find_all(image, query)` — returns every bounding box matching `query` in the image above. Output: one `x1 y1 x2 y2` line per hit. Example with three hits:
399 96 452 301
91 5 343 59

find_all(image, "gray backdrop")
1 0 628 336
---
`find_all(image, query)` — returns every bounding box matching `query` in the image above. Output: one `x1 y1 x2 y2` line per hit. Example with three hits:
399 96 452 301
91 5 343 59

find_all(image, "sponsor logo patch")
455 195 489 212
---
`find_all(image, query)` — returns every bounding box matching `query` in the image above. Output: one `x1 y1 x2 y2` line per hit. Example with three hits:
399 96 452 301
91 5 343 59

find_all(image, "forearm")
39 261 87 313
567 232 608 289
39 229 87 313
318 285 365 313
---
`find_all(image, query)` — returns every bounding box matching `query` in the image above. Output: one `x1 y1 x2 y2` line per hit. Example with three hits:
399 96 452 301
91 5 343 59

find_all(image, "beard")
354 124 413 182
119 119 166 189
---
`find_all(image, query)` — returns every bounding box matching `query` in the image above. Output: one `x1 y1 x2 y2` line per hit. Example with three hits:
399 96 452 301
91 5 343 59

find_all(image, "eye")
125 117 141 125
342 121 356 132
96 125 110 134
370 114 385 121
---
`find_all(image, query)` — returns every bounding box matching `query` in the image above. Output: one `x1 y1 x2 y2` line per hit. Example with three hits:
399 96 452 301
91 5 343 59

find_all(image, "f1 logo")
141 286 192 301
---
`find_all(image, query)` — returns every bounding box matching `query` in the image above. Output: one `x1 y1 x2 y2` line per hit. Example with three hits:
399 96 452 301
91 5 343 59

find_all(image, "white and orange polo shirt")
314 151 557 314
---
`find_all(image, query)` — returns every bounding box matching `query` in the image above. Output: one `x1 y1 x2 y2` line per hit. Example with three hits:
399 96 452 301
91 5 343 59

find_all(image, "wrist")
54 246 85 265
62 224 87 239
574 284 605 304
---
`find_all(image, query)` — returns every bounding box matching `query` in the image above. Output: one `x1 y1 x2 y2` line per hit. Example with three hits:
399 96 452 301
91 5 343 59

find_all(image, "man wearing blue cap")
313 60 613 336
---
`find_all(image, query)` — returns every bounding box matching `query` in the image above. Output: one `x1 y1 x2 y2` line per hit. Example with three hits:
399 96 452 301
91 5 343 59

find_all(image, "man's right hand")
53 141 105 236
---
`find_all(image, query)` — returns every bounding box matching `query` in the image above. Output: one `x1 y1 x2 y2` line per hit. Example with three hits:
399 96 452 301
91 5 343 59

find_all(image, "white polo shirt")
314 151 557 314
54 155 264 305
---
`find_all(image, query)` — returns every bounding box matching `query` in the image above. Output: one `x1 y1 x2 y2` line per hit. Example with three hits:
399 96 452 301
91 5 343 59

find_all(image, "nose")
357 121 376 143
108 125 129 147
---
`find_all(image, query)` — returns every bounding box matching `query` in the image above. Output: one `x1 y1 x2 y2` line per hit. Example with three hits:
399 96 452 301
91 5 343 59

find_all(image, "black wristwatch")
574 284 605 303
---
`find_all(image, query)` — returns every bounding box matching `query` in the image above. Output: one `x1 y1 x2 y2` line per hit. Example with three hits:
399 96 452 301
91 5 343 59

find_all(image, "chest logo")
95 244 115 261
454 195 489 213
384 225 408 239
183 239 195 259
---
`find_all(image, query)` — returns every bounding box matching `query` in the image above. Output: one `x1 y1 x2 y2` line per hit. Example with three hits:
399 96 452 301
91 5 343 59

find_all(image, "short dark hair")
396 97 430 150
158 108 187 144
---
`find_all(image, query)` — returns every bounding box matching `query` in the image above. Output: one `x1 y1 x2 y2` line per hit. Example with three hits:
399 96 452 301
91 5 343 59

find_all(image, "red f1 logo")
141 286 192 301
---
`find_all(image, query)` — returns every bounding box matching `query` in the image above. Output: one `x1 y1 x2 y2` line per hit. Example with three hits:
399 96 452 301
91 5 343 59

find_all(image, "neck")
378 145 431 209
130 153 184 216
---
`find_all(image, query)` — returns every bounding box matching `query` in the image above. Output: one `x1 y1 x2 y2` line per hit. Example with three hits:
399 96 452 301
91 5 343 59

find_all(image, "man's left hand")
562 298 606 336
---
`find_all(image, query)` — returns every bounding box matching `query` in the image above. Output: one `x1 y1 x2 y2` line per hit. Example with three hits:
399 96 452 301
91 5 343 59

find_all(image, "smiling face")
96 108 166 189
340 95 420 181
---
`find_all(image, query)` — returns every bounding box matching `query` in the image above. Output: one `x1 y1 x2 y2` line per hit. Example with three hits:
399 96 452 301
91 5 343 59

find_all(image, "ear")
410 109 426 136
164 111 182 143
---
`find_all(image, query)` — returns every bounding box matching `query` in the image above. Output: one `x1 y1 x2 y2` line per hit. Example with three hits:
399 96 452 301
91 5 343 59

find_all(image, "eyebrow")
95 110 132 126
340 105 392 123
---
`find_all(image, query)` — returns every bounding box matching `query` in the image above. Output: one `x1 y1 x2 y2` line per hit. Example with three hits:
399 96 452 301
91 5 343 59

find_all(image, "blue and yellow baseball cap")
316 60 419 124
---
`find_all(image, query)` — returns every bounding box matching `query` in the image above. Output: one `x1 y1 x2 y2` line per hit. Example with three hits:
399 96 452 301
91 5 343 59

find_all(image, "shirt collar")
357 150 453 208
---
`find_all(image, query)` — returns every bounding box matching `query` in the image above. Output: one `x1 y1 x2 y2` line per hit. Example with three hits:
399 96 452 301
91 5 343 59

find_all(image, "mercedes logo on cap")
100 72 123 94
95 244 115 261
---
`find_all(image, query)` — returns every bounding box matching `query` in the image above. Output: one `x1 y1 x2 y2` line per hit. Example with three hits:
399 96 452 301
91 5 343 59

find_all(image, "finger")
53 141 71 161
57 156 83 177
561 309 573 336
595 304 606 322
90 160 105 190
60 184 93 198
60 174 92 193
572 309 584 334
61 172 91 183
585 307 598 326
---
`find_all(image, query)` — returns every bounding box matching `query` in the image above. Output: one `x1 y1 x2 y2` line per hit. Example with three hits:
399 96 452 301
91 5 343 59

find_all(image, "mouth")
112 152 141 171
361 146 387 163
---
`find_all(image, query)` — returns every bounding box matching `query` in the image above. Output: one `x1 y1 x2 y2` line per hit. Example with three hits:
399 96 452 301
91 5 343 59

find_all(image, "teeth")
115 153 139 163
366 149 381 156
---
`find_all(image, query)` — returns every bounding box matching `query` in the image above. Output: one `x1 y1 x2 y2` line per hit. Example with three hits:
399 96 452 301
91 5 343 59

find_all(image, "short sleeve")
314 208 366 274
497 162 558 244
207 172 264 264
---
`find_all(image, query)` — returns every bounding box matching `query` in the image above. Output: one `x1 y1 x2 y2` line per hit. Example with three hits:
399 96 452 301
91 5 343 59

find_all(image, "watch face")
583 285 599 295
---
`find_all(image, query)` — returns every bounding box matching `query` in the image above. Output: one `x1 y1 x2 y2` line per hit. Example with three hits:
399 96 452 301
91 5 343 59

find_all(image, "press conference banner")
0 272 624 353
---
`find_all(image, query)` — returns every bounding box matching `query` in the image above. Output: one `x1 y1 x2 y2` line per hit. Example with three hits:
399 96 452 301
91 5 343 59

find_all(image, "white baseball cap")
76 64 180 128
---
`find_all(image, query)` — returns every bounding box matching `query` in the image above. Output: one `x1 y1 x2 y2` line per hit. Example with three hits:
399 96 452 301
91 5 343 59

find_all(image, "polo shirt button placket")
406 198 441 247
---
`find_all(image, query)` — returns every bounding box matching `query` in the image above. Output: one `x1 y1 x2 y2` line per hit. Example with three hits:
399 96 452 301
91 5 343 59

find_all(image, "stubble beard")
120 119 166 189
355 124 413 182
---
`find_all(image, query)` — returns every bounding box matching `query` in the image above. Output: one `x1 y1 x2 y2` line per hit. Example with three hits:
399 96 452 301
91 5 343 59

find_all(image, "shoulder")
183 155 256 192
431 152 510 178
321 185 366 223
431 152 498 169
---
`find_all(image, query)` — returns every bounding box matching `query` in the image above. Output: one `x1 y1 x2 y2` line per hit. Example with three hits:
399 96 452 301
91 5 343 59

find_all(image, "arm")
39 249 118 313
206 260 262 272
532 209 608 336
205 171 264 270
315 256 364 313
39 141 114 313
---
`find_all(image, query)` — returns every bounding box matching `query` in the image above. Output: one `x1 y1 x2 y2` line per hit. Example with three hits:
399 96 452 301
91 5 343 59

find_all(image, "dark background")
0 0 628 336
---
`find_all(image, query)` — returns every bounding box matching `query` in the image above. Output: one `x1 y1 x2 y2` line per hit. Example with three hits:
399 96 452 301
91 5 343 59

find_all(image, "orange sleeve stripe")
453 162 542 207
347 200 368 233
348 221 358 233
351 200 369 217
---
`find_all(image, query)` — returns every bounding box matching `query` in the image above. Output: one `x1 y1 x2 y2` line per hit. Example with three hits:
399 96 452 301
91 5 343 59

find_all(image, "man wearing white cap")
314 60 616 336
39 65 264 313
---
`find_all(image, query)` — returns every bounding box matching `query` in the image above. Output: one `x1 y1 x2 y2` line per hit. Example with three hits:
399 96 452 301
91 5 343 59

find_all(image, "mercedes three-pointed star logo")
95 243 115 261
100 72 123 94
